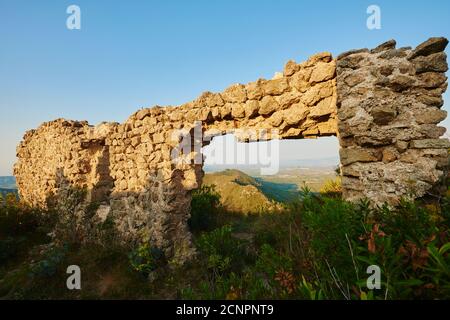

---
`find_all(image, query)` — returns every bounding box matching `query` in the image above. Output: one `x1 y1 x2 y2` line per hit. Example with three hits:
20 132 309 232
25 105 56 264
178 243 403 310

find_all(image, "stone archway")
14 37 449 264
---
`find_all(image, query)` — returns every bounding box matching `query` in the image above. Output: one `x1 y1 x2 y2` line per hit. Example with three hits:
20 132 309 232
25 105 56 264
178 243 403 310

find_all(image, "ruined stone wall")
14 37 449 264
337 37 449 205
14 120 117 208
104 52 337 261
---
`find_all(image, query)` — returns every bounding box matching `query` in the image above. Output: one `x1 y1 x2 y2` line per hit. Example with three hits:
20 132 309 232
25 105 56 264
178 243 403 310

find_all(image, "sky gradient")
1 0 449 175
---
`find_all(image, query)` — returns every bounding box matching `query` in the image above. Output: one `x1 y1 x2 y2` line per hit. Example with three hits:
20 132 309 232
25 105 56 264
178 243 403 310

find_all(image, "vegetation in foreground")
0 178 450 300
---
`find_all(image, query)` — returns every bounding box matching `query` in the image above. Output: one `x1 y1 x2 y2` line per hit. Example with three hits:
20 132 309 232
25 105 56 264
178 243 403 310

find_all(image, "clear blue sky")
1 0 449 175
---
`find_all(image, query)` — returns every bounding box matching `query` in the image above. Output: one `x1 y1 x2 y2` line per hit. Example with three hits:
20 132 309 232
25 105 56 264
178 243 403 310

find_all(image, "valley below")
202 166 338 213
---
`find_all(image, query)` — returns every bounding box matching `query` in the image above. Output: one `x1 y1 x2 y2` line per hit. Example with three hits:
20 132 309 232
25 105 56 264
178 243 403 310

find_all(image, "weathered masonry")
14 37 449 263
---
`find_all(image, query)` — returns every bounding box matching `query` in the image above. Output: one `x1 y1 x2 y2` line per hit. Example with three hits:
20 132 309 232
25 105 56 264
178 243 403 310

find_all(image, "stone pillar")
336 38 449 205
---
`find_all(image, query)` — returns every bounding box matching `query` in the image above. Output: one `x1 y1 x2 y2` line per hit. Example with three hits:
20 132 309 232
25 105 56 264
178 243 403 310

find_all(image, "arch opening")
201 134 340 212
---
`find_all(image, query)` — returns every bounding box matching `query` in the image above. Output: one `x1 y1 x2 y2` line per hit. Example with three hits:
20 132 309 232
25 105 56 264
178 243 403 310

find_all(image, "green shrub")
295 190 450 299
0 237 18 264
423 242 450 296
320 177 342 198
196 225 248 277
189 185 221 232
252 211 291 248
128 243 164 275
0 195 46 267
0 197 41 238
301 192 365 286
297 276 325 300
190 244 298 299
254 244 296 298
371 200 434 243
255 244 293 278
352 199 450 299
29 244 68 278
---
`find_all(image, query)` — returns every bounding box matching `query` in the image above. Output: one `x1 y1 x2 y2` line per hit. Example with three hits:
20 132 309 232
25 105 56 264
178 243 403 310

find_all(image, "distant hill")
203 157 339 173
0 176 16 190
202 170 282 214
252 167 337 194
253 177 300 203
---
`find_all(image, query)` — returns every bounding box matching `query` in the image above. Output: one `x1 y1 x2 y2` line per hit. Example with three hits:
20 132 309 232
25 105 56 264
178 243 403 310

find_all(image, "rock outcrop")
14 38 449 264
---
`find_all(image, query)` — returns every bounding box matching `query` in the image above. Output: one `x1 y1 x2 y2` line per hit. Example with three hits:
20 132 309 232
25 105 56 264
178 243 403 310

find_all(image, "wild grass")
1 181 450 300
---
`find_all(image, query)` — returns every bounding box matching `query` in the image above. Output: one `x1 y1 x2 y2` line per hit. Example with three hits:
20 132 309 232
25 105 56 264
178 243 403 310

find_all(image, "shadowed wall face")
13 38 449 264
14 121 116 208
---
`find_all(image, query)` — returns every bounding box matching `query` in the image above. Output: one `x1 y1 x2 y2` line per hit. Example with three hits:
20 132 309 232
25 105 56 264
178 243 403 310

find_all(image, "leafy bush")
196 225 248 277
0 237 19 264
424 242 450 296
52 187 88 243
0 195 41 237
255 244 293 278
29 244 68 278
349 199 450 299
296 190 450 299
301 191 365 286
319 177 342 197
189 185 221 232
297 276 325 300
128 243 164 275
255 244 296 298
0 194 47 267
